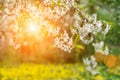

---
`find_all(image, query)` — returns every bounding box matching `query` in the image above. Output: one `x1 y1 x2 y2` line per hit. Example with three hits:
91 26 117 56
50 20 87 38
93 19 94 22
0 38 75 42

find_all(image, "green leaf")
75 45 84 50
74 35 80 43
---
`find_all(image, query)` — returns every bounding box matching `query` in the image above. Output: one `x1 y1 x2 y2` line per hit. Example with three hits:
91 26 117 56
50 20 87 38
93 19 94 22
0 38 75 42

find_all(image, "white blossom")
9 38 15 46
54 31 73 53
102 23 111 35
92 41 104 51
83 55 99 75
90 69 99 75
14 44 20 49
74 13 81 21
83 57 90 65
103 46 109 55
80 36 94 44
70 28 77 34
93 41 109 55
48 27 60 36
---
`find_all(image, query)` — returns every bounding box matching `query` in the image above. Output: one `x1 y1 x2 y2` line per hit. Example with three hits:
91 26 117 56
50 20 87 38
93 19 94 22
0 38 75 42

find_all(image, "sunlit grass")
0 63 120 80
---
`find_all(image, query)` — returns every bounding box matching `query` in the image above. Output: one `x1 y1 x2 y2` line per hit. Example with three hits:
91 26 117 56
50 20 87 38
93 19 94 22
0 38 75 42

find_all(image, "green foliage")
87 0 120 45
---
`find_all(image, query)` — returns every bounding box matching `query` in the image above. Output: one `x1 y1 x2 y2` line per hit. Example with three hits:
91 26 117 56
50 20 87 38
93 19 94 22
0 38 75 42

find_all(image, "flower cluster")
73 13 111 44
0 0 111 53
93 41 109 55
83 55 98 75
43 0 75 21
9 38 20 49
47 26 60 36
54 31 73 53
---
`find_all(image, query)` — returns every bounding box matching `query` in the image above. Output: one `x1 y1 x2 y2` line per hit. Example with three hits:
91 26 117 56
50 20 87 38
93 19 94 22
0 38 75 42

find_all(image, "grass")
0 63 120 80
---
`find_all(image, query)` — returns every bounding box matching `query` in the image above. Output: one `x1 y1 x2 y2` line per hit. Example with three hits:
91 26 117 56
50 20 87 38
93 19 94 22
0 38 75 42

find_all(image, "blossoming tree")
0 0 111 75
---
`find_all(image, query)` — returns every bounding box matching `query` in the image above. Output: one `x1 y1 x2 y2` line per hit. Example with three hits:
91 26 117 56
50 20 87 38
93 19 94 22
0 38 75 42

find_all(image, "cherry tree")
0 0 111 75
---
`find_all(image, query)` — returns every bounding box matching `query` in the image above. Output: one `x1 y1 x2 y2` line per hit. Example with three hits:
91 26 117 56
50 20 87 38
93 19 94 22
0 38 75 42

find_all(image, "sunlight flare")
28 23 37 33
